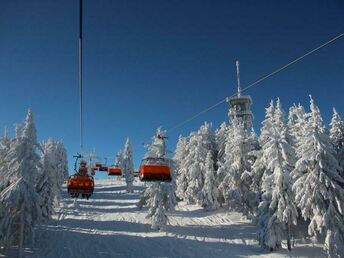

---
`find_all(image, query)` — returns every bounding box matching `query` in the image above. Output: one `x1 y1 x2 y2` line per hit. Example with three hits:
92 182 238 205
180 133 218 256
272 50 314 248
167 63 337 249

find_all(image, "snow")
11 179 324 258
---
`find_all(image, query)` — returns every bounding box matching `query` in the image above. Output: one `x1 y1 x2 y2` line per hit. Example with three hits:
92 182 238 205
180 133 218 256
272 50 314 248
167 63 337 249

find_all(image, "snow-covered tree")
287 104 307 152
214 122 229 205
330 108 344 178
114 150 123 170
184 122 215 204
122 138 134 193
36 139 67 221
200 151 218 210
257 99 298 251
251 101 275 205
55 141 68 183
138 128 176 230
0 109 41 250
217 117 254 213
174 135 189 200
291 96 344 257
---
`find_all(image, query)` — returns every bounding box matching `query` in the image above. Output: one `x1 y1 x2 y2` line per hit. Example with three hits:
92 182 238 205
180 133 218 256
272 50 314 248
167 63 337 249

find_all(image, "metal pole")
79 0 84 149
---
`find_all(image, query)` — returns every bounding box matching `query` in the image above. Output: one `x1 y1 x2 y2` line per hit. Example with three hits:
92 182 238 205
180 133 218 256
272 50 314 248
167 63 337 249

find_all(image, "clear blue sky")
0 0 343 177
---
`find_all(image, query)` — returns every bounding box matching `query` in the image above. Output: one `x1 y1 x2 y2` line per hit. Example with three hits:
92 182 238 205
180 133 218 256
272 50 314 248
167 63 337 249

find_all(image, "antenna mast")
236 60 241 97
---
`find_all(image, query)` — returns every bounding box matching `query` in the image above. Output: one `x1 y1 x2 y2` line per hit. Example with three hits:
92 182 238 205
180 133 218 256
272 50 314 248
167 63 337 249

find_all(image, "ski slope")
26 179 323 258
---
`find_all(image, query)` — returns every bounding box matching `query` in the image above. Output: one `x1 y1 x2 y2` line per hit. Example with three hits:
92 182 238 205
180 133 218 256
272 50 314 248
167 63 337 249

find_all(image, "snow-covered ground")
17 179 324 258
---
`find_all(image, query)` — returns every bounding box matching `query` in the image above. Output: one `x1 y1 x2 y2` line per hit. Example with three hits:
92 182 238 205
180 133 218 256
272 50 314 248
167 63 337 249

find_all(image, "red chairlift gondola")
108 167 122 176
138 157 172 182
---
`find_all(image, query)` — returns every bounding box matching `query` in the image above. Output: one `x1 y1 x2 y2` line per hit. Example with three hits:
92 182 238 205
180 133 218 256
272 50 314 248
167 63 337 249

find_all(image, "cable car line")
79 0 84 150
166 32 344 133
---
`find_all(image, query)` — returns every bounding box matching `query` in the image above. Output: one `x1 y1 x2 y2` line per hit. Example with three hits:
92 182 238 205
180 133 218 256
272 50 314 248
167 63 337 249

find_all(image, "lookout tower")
227 61 253 130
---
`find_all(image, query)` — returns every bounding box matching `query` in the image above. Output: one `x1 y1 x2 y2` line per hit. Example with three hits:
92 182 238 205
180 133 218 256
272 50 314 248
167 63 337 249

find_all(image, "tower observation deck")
227 61 253 130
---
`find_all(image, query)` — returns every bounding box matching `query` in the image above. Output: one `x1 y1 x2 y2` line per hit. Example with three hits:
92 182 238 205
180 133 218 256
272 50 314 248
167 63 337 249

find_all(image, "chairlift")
138 157 172 182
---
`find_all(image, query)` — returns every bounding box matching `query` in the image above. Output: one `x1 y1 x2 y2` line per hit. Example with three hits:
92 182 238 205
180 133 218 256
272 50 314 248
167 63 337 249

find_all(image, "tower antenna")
236 60 241 97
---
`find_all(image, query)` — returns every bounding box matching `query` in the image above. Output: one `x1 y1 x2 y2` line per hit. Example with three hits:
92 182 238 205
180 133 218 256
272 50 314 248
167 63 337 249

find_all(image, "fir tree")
184 122 215 204
291 96 344 257
200 151 219 210
0 109 41 249
257 99 298 251
330 108 344 178
174 135 189 201
122 138 134 193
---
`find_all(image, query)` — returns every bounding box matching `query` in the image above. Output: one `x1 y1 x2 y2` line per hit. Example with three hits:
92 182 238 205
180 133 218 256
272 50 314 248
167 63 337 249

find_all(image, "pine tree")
0 109 41 249
257 99 298 251
217 117 255 214
114 150 123 170
122 138 134 193
291 96 344 257
251 101 275 209
174 135 189 200
36 139 67 220
200 151 219 210
184 122 215 204
330 108 344 178
215 122 229 205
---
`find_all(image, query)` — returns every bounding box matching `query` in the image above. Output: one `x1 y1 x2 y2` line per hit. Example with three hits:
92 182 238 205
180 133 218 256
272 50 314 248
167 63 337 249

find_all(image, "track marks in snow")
28 180 322 258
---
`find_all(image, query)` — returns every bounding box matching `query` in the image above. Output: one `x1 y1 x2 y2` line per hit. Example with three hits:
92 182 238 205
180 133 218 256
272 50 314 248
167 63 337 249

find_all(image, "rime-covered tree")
291 96 344 257
0 109 41 250
184 122 215 204
36 139 67 220
214 122 229 204
200 151 218 210
114 150 123 170
138 128 175 230
217 118 254 213
122 138 134 193
330 108 344 178
251 101 275 204
257 99 298 251
288 104 307 152
174 135 189 200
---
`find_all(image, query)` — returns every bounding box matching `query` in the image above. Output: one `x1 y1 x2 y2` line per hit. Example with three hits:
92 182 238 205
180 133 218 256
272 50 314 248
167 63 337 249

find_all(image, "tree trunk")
18 203 25 258
287 221 291 251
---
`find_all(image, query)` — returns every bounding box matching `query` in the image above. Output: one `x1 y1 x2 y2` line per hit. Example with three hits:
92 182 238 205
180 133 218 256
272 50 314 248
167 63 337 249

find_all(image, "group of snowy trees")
174 96 344 257
0 109 68 254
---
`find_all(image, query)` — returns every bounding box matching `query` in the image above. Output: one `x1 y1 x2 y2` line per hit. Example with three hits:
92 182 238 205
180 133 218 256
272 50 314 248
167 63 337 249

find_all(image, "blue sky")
0 0 343 177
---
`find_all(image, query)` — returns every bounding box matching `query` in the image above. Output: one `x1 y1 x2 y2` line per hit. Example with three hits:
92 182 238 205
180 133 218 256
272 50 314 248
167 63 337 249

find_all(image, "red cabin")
95 162 102 168
108 167 122 176
67 174 94 199
138 157 172 182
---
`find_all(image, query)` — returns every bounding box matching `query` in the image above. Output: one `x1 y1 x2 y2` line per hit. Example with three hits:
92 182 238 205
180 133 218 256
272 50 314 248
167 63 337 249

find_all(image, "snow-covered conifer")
36 139 67 220
200 151 218 210
257 99 298 251
251 101 275 203
291 96 344 257
218 118 254 213
0 109 41 249
330 108 344 178
174 135 189 200
122 138 134 193
184 122 215 204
